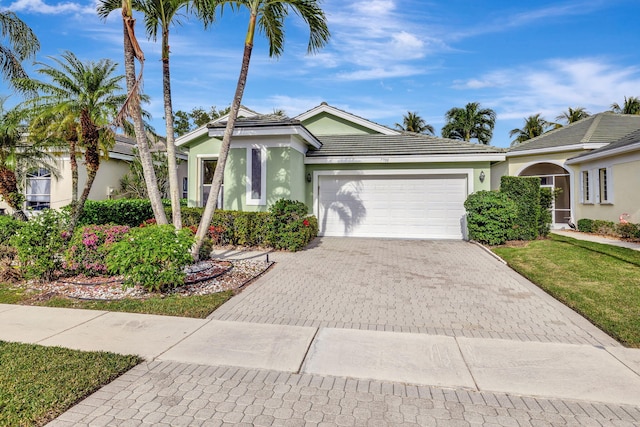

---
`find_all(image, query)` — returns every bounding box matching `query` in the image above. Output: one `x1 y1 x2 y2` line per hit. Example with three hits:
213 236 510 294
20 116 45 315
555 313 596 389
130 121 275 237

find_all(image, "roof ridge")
580 113 603 143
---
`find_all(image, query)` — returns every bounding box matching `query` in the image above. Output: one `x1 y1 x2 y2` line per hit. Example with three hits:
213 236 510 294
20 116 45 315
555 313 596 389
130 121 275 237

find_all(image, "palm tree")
509 114 556 146
99 0 168 225
98 0 188 229
556 107 590 124
441 102 496 145
0 102 56 219
17 51 127 230
0 11 39 90
190 0 330 259
611 96 640 115
395 111 434 135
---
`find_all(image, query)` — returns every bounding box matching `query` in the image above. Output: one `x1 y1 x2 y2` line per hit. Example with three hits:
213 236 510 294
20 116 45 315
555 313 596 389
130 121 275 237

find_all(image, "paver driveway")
212 238 616 347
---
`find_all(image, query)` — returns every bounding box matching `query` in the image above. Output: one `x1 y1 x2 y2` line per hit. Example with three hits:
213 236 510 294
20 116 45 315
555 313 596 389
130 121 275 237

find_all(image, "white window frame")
198 156 221 208
25 168 51 210
597 167 613 204
246 145 267 206
580 170 593 204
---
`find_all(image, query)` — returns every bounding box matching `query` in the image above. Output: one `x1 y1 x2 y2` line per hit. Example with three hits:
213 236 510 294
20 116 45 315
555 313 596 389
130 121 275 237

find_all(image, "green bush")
78 199 153 227
63 225 130 276
10 209 70 280
592 219 616 235
0 215 24 243
106 225 194 291
500 176 541 240
616 222 640 239
267 199 318 251
538 187 554 237
577 218 594 233
464 191 519 245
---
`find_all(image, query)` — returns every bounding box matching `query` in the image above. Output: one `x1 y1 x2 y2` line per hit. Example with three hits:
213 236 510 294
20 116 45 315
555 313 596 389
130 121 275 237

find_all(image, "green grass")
0 341 139 426
493 234 640 347
0 285 233 318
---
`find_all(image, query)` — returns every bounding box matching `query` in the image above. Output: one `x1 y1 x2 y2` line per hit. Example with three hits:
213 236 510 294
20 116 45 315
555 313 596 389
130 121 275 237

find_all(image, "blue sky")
2 0 640 148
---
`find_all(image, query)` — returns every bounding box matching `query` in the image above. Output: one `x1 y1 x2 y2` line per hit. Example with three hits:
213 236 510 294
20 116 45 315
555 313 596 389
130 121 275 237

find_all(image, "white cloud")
7 0 96 15
460 58 640 120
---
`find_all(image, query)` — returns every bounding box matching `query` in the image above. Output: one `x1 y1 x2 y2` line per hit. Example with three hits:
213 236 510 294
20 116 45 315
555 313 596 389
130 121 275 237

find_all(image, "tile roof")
207 114 299 128
569 128 640 161
307 133 505 157
509 112 640 152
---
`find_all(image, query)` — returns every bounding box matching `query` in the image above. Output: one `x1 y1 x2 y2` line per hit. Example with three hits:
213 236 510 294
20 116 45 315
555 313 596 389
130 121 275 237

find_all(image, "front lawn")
493 233 640 347
0 341 139 426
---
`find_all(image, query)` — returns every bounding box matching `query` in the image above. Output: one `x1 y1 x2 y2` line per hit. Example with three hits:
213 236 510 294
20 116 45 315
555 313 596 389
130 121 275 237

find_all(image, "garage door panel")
318 174 467 239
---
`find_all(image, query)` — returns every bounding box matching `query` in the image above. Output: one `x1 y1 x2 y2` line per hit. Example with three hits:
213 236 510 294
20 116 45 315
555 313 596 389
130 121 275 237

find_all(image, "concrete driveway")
211 238 616 347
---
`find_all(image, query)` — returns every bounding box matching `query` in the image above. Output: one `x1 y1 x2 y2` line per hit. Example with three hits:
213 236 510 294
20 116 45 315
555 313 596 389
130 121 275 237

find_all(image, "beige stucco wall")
572 153 640 223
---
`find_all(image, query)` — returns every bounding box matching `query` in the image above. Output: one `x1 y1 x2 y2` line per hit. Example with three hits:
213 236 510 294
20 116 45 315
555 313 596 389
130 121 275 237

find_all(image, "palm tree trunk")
162 29 181 229
121 6 168 225
191 12 257 260
69 138 78 204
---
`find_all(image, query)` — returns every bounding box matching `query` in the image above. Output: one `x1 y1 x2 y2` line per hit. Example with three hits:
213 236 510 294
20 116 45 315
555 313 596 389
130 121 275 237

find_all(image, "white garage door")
317 174 468 239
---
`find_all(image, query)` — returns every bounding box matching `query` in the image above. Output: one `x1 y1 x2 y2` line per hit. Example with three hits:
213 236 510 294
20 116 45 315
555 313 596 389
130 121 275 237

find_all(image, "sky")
2 0 640 148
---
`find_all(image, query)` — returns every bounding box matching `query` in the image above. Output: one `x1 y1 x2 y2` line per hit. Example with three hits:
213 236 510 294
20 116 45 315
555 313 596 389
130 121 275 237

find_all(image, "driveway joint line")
152 317 212 362
35 309 109 344
296 325 320 374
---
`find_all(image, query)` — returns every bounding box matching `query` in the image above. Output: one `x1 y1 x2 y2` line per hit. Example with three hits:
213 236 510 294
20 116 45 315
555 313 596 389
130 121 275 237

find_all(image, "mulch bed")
17 259 273 302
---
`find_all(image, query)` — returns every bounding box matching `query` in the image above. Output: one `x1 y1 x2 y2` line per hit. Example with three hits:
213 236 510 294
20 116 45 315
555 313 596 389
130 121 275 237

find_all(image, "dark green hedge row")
77 198 317 251
465 176 553 245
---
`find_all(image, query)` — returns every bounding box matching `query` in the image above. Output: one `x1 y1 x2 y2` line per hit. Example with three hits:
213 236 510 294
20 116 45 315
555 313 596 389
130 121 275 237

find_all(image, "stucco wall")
572 153 640 223
301 112 380 136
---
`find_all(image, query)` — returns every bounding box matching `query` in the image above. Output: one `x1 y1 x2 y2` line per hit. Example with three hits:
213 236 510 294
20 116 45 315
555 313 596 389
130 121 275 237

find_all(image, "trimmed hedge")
577 218 640 240
500 176 541 240
577 218 593 233
78 199 153 227
464 191 518 245
538 187 553 238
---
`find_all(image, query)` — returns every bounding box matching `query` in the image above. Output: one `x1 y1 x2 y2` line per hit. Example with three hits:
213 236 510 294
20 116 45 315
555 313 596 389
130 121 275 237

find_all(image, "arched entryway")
519 163 571 227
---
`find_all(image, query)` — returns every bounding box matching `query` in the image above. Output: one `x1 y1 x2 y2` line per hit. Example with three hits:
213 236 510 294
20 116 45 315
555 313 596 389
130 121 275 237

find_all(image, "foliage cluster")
106 225 195 291
9 209 69 280
78 199 154 227
465 177 552 245
64 224 130 276
267 199 318 251
0 215 24 242
577 218 640 239
464 191 519 245
500 176 541 241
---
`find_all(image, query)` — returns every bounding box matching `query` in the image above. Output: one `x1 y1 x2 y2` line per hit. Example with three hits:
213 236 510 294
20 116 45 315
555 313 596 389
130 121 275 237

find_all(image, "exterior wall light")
306 173 312 183
479 171 486 183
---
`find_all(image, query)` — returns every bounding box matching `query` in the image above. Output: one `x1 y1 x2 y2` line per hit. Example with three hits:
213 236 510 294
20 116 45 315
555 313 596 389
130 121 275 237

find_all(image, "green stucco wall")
186 135 222 207
301 112 380 136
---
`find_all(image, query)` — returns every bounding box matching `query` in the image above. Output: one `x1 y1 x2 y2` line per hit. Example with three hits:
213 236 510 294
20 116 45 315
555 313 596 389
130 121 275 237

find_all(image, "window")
26 168 51 210
598 167 612 204
581 170 591 203
246 146 266 205
200 159 222 208
182 177 188 199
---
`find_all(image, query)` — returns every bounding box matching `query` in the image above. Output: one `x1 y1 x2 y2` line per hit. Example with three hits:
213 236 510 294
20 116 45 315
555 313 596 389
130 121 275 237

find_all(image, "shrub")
10 209 70 280
577 218 594 233
106 225 194 291
64 225 130 276
464 191 519 245
538 187 554 238
0 215 24 243
500 176 541 240
267 199 317 251
78 199 153 227
617 222 640 239
592 219 616 236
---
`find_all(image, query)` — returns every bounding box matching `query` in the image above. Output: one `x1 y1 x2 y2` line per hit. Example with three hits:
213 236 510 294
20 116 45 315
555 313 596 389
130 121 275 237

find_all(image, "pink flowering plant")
63 225 130 276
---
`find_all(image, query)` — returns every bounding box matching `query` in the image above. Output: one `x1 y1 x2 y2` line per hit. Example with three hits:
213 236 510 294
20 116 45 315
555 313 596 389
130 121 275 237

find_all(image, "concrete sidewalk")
552 229 640 251
3 303 640 406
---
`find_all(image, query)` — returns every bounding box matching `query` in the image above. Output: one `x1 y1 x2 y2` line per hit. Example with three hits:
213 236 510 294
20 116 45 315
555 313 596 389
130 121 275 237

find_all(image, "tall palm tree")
611 96 640 115
0 102 56 219
395 111 434 135
556 107 590 124
190 0 330 259
441 102 496 145
99 0 168 225
17 52 127 230
509 114 555 146
0 11 39 90
98 0 188 229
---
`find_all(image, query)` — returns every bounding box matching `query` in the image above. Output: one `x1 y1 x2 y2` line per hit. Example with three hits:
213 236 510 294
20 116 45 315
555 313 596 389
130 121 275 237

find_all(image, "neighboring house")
492 112 640 227
176 102 506 239
0 135 188 215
